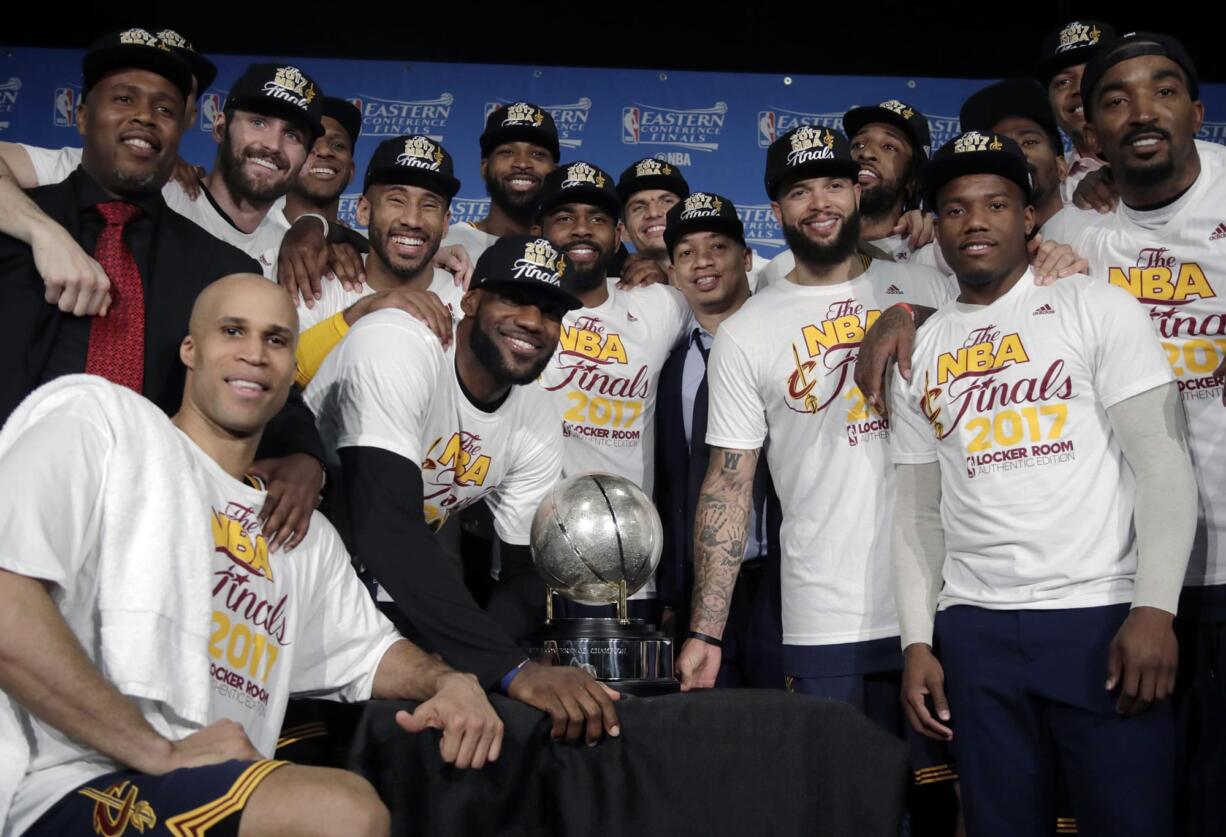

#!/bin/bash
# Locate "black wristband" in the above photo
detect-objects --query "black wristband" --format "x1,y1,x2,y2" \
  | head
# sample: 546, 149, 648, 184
688, 630, 723, 648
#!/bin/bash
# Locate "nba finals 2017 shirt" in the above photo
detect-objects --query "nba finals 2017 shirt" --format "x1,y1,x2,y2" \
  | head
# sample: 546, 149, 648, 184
1073, 150, 1226, 591
705, 260, 952, 647
890, 271, 1173, 611
306, 309, 561, 544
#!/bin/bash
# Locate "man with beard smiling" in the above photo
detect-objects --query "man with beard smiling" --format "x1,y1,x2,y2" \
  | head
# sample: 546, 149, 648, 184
890, 129, 1194, 837
441, 102, 559, 265
305, 235, 624, 745
533, 161, 692, 620
1071, 34, 1226, 834
678, 125, 950, 747
162, 63, 324, 277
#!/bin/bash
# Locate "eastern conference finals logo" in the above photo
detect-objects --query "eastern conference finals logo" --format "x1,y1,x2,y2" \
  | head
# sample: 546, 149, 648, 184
622, 100, 727, 154
0, 77, 20, 133
353, 91, 454, 138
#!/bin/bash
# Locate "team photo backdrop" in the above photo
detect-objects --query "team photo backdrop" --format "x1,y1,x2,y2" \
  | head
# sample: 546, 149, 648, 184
2, 46, 1224, 259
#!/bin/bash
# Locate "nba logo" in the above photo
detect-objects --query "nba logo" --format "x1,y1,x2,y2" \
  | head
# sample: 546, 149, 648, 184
758, 111, 777, 147
847, 424, 858, 447
200, 93, 222, 133
483, 101, 501, 120
53, 88, 76, 127
621, 107, 641, 144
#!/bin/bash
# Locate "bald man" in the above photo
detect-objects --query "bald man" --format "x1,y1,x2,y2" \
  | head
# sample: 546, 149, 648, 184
0, 274, 502, 837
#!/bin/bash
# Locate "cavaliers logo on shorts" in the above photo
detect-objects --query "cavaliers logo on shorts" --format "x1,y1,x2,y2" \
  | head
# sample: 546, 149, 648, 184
78, 780, 157, 835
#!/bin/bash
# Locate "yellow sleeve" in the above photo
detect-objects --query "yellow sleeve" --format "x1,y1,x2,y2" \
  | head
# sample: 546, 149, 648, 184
294, 312, 350, 389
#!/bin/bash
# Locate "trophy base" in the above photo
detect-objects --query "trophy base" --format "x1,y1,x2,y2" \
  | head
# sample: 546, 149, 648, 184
524, 618, 677, 692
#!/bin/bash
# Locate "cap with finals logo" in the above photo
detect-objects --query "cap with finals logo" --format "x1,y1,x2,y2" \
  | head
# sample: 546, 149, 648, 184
224, 63, 325, 140
960, 79, 1063, 154
764, 125, 860, 200
154, 28, 217, 93
921, 130, 1033, 208
663, 192, 746, 257
616, 157, 691, 204
471, 235, 582, 311
82, 29, 194, 100
364, 135, 460, 198
1080, 31, 1200, 120
480, 102, 561, 162
842, 99, 932, 159
535, 161, 622, 221
1036, 20, 1115, 86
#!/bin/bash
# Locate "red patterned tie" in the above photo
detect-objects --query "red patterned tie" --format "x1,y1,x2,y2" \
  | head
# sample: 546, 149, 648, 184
85, 201, 145, 392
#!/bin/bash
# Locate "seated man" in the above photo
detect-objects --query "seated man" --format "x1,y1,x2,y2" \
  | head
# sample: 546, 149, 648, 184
0, 275, 502, 837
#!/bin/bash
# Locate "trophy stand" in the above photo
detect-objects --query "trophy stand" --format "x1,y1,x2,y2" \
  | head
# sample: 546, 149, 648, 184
525, 580, 679, 697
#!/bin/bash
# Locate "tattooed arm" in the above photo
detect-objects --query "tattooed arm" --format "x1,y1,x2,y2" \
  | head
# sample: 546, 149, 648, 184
675, 446, 760, 691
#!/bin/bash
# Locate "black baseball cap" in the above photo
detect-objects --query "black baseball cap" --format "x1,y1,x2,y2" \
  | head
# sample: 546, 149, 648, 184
764, 126, 860, 200
536, 161, 622, 221
363, 135, 460, 199
322, 97, 362, 149
82, 29, 194, 101
1080, 31, 1200, 120
663, 192, 746, 259
480, 102, 560, 162
471, 235, 582, 311
960, 80, 1063, 154
922, 131, 1033, 209
1037, 20, 1115, 86
616, 157, 691, 204
224, 63, 325, 140
154, 29, 217, 93
842, 99, 932, 159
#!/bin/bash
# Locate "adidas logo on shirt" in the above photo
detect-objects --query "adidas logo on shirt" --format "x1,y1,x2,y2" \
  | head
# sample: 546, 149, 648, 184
1210, 222, 1226, 241
886, 284, 904, 295
1033, 303, 1055, 316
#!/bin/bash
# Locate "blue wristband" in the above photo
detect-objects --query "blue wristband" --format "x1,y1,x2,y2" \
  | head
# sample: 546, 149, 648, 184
499, 659, 529, 693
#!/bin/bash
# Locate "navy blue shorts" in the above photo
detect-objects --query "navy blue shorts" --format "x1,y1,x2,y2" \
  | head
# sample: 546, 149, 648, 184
1175, 584, 1226, 837
935, 603, 1175, 837
25, 759, 288, 837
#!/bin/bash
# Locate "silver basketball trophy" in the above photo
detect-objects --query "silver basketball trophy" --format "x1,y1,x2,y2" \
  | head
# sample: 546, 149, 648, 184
524, 473, 678, 695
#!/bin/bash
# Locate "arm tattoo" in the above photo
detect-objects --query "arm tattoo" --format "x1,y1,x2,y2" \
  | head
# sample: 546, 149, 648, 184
690, 447, 759, 636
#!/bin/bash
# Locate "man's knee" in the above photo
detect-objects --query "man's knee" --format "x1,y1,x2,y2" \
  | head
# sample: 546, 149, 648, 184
241, 764, 390, 837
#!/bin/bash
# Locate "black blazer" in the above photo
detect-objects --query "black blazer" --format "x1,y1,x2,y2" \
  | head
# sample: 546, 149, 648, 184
0, 170, 324, 462
654, 338, 782, 611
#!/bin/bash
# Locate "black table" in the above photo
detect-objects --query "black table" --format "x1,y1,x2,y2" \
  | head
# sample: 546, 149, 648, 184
346, 688, 909, 836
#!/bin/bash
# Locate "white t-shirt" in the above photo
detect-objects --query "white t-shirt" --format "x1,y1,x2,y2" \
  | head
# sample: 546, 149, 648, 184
1073, 151, 1226, 589
296, 266, 465, 332
1060, 139, 1225, 206
306, 309, 561, 543
160, 181, 286, 279
705, 260, 953, 646
440, 221, 499, 267
0, 401, 401, 836
890, 271, 1174, 611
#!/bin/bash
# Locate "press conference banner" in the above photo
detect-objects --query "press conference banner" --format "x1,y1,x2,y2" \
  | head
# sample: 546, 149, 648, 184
2, 46, 1223, 259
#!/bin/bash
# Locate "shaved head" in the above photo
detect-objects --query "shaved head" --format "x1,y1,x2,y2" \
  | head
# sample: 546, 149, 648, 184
189, 273, 298, 341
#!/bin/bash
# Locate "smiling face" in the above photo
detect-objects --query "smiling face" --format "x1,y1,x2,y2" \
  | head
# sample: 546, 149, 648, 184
179, 274, 298, 439
294, 115, 355, 205
78, 68, 187, 196
1083, 54, 1203, 194
993, 115, 1066, 210
214, 109, 310, 204
934, 173, 1034, 288
622, 188, 682, 259
670, 230, 752, 315
481, 140, 556, 222
360, 183, 450, 281
1048, 63, 1088, 147
539, 202, 620, 292
849, 122, 916, 219
462, 285, 565, 385
771, 175, 862, 269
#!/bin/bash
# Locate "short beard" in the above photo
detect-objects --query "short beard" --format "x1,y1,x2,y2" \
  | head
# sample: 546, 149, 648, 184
783, 211, 862, 270
110, 165, 162, 194
469, 316, 551, 386
858, 178, 906, 222
1118, 157, 1177, 190
368, 218, 440, 281
485, 171, 541, 226
565, 246, 614, 293
218, 128, 289, 204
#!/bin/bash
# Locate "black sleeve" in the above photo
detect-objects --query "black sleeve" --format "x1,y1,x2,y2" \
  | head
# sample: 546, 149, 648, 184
340, 445, 528, 689
336, 225, 370, 254
486, 541, 548, 644
256, 385, 326, 463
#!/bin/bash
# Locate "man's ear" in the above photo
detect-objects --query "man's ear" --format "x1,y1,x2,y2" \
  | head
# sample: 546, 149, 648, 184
356, 195, 371, 228
1022, 204, 1037, 238
212, 110, 227, 146
460, 289, 480, 317
179, 335, 196, 370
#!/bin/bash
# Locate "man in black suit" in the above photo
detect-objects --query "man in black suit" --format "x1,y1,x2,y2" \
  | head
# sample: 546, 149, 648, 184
654, 192, 783, 688
0, 30, 326, 550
